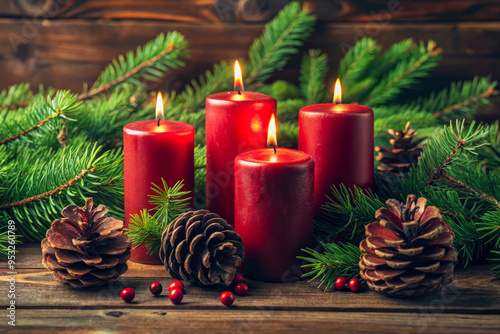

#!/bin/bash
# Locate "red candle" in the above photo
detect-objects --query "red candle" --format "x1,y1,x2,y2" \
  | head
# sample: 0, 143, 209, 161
299, 79, 374, 214
124, 93, 194, 264
206, 61, 277, 224
235, 115, 314, 281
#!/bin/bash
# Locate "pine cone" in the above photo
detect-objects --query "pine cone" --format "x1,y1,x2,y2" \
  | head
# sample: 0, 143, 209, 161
359, 195, 457, 297
41, 198, 131, 288
376, 122, 425, 175
159, 209, 244, 286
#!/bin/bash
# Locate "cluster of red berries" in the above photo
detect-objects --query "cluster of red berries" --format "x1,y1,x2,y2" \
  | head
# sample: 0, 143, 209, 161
120, 273, 250, 306
334, 276, 361, 292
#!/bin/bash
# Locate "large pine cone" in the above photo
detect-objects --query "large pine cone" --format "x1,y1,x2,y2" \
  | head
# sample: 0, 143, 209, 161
376, 122, 424, 175
359, 195, 457, 297
159, 210, 244, 286
41, 198, 132, 288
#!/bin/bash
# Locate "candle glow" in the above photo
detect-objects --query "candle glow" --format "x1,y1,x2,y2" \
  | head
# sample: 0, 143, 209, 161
333, 78, 342, 104
267, 114, 277, 149
155, 92, 164, 123
234, 60, 244, 92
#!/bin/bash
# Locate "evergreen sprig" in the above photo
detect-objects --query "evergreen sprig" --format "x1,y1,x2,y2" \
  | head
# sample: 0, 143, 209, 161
300, 49, 328, 104
91, 32, 188, 93
126, 180, 191, 254
315, 185, 384, 241
0, 143, 123, 241
247, 1, 315, 83
299, 242, 362, 291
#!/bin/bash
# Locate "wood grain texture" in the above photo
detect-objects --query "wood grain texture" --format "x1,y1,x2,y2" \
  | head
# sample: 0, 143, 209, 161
1, 244, 500, 333
0, 19, 499, 94
1, 0, 499, 22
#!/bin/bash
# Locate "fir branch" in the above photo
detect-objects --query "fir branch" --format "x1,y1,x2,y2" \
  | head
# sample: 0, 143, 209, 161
195, 145, 207, 194
0, 83, 34, 110
0, 167, 95, 209
0, 109, 62, 146
362, 41, 442, 106
0, 143, 124, 241
478, 210, 500, 249
91, 32, 188, 93
338, 38, 380, 96
432, 78, 497, 118
126, 180, 191, 254
0, 90, 82, 147
247, 1, 315, 83
315, 185, 384, 241
277, 99, 305, 123
488, 250, 500, 278
300, 49, 328, 104
299, 242, 362, 291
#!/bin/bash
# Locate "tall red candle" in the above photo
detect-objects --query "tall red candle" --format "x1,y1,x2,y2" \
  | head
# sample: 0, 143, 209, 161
206, 61, 276, 224
124, 93, 194, 264
235, 116, 314, 281
299, 79, 374, 214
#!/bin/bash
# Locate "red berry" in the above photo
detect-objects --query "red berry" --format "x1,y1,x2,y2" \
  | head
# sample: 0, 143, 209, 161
232, 273, 244, 285
169, 280, 184, 291
349, 278, 361, 292
234, 283, 248, 296
335, 276, 348, 291
169, 288, 183, 304
121, 287, 135, 303
149, 281, 162, 296
220, 291, 235, 306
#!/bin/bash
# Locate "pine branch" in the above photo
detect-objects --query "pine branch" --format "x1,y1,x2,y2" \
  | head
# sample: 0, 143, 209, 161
0, 90, 82, 147
478, 210, 500, 249
362, 41, 442, 106
91, 32, 188, 93
488, 250, 500, 278
315, 185, 384, 241
338, 38, 380, 99
247, 1, 315, 83
0, 167, 95, 209
300, 49, 328, 104
0, 143, 124, 241
277, 99, 305, 122
401, 120, 489, 197
126, 180, 191, 254
298, 242, 362, 291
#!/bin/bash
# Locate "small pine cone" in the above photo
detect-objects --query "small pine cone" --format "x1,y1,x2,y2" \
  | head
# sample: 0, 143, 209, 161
376, 122, 425, 175
359, 195, 457, 297
41, 198, 131, 288
159, 210, 244, 286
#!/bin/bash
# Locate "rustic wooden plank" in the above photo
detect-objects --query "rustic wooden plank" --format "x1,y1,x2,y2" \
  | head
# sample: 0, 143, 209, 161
1, 244, 499, 313
0, 19, 499, 94
7, 309, 500, 333
1, 0, 499, 23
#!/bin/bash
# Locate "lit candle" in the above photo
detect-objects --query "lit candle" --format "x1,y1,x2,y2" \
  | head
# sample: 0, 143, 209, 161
299, 79, 374, 214
235, 115, 314, 281
123, 92, 195, 264
206, 61, 277, 225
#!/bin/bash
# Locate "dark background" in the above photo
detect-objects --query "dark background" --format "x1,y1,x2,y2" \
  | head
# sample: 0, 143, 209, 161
0, 0, 499, 118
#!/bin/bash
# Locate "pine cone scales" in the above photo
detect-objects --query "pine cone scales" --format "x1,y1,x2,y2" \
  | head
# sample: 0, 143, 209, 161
159, 210, 244, 286
359, 195, 457, 297
376, 122, 424, 175
41, 198, 131, 288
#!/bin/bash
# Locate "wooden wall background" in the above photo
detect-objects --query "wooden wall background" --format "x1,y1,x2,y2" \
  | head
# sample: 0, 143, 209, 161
0, 0, 499, 118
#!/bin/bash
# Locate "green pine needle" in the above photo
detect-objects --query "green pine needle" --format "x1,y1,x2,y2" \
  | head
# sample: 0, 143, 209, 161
300, 49, 328, 104
299, 242, 362, 291
247, 1, 315, 83
126, 179, 191, 254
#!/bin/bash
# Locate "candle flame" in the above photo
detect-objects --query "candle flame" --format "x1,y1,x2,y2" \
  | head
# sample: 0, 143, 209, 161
333, 78, 342, 104
234, 60, 244, 92
267, 114, 277, 149
156, 92, 164, 123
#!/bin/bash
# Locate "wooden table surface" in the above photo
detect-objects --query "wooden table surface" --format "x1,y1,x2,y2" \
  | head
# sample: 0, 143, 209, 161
1, 244, 500, 333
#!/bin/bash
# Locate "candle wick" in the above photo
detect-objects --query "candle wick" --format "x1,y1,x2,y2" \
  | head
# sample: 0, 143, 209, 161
238, 91, 241, 95
268, 144, 276, 154
157, 119, 160, 127
335, 101, 341, 105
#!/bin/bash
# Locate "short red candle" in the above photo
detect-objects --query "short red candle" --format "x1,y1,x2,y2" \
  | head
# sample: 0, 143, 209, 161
124, 120, 194, 264
206, 92, 276, 224
299, 103, 374, 214
235, 148, 314, 281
